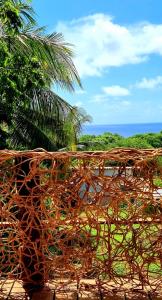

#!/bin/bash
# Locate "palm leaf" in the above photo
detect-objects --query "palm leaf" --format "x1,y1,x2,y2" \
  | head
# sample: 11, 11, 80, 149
0, 0, 36, 25
11, 114, 59, 150
0, 0, 81, 90
2, 29, 81, 90
28, 88, 73, 126
21, 30, 81, 90
0, 1, 84, 151
11, 88, 80, 150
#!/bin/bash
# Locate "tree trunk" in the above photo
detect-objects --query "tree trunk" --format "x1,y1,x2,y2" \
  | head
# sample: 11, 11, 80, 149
15, 155, 45, 292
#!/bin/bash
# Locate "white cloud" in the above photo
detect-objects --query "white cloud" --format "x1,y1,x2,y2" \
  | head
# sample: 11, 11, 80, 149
103, 85, 130, 96
90, 85, 130, 104
74, 101, 83, 107
75, 89, 87, 95
136, 76, 162, 89
90, 94, 108, 103
56, 14, 162, 77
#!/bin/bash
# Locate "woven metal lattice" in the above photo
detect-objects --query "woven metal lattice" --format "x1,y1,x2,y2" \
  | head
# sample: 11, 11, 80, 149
0, 149, 161, 297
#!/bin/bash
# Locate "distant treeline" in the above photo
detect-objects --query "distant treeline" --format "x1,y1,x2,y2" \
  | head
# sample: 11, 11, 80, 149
79, 131, 162, 150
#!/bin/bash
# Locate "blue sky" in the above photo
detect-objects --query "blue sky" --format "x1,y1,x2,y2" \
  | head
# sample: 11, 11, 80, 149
32, 0, 162, 124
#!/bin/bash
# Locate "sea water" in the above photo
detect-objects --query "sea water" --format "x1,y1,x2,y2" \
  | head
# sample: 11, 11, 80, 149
82, 122, 162, 137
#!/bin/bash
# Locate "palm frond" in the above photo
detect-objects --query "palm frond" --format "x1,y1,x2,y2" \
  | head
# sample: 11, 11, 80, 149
4, 29, 82, 90
11, 88, 81, 150
24, 30, 81, 90
11, 114, 59, 151
4, 0, 36, 25
0, 1, 84, 151
0, 0, 81, 90
28, 88, 72, 126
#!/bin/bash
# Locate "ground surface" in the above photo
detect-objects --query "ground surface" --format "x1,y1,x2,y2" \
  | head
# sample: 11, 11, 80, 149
0, 280, 161, 300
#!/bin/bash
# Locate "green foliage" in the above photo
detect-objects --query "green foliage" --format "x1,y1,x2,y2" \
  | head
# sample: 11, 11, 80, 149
0, 0, 23, 34
154, 177, 162, 187
63, 107, 92, 150
79, 132, 124, 150
0, 0, 84, 150
0, 46, 45, 103
79, 131, 162, 150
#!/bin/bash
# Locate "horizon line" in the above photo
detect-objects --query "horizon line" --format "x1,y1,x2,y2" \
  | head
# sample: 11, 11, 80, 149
84, 121, 162, 126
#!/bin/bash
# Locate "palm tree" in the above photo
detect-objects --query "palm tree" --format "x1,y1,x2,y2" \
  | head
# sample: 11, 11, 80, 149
0, 0, 81, 88
0, 0, 82, 151
0, 0, 86, 292
62, 106, 92, 150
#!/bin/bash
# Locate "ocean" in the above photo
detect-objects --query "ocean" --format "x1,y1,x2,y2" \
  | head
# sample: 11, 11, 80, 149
82, 122, 162, 137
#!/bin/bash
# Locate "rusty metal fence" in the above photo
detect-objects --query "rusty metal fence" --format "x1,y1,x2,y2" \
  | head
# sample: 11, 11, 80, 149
0, 149, 161, 299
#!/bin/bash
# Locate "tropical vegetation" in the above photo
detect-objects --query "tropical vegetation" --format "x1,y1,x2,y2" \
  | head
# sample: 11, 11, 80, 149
79, 131, 162, 150
0, 0, 85, 151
